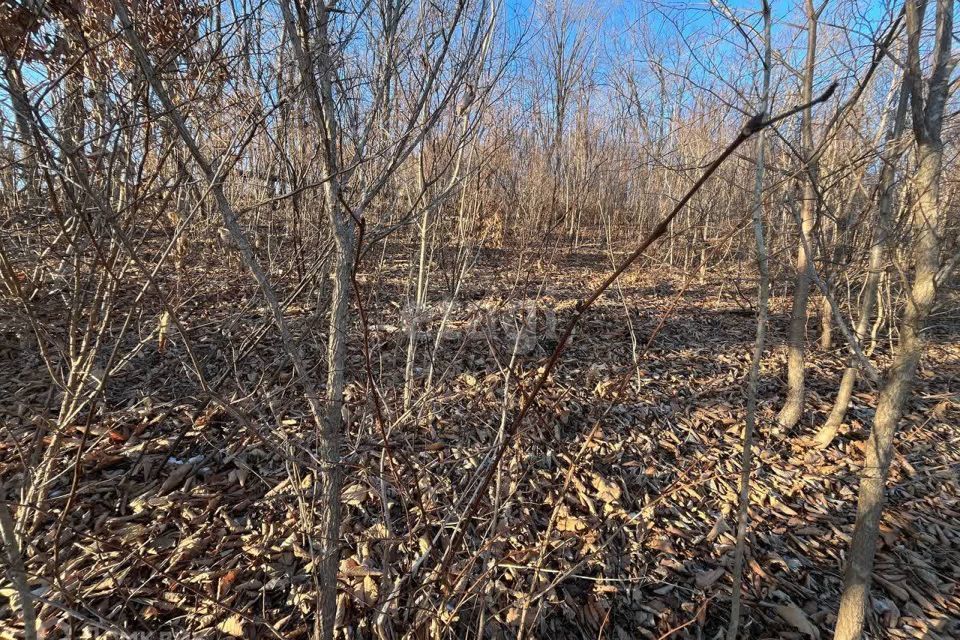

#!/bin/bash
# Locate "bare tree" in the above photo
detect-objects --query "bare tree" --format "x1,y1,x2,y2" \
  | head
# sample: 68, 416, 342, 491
815, 68, 911, 448
778, 0, 825, 429
727, 3, 772, 637
834, 0, 954, 636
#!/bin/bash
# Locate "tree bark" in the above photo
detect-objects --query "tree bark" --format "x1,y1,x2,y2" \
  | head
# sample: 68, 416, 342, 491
834, 0, 952, 635
815, 73, 909, 448
833, 136, 944, 640
726, 3, 771, 637
2, 62, 39, 204
777, 0, 821, 429
278, 4, 352, 638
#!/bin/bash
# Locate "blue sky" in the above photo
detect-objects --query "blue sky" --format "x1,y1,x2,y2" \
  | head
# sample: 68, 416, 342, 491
0, 0, 905, 144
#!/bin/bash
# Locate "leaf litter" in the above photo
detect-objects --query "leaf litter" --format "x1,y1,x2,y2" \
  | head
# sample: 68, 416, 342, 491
1, 255, 958, 639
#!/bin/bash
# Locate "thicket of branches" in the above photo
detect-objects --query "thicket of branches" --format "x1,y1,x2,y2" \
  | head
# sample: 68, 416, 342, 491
0, 0, 957, 638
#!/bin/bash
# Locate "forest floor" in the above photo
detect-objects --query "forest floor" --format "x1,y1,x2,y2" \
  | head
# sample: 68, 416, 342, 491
2, 244, 959, 639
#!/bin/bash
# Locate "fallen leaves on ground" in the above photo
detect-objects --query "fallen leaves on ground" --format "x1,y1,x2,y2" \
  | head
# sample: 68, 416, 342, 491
1, 258, 958, 639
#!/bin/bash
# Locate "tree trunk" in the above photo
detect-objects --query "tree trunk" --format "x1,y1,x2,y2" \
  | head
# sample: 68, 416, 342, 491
3, 62, 39, 204
726, 3, 771, 636
777, 0, 819, 429
321, 220, 351, 640
819, 289, 832, 350
278, 4, 354, 637
815, 74, 909, 448
834, 0, 951, 632
833, 136, 943, 640
404, 181, 431, 412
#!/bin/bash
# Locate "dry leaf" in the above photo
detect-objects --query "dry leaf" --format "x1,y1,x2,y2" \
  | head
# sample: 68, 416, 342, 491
695, 567, 725, 589
773, 602, 820, 639
706, 515, 730, 542
160, 462, 194, 493
556, 505, 588, 532
360, 575, 379, 606
591, 474, 622, 503
342, 484, 368, 506
218, 570, 238, 598
217, 614, 247, 637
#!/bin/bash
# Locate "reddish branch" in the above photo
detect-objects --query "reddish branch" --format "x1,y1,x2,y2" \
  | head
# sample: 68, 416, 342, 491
428, 81, 838, 588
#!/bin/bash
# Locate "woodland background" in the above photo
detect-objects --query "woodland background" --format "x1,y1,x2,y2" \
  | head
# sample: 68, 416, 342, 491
0, 0, 958, 638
